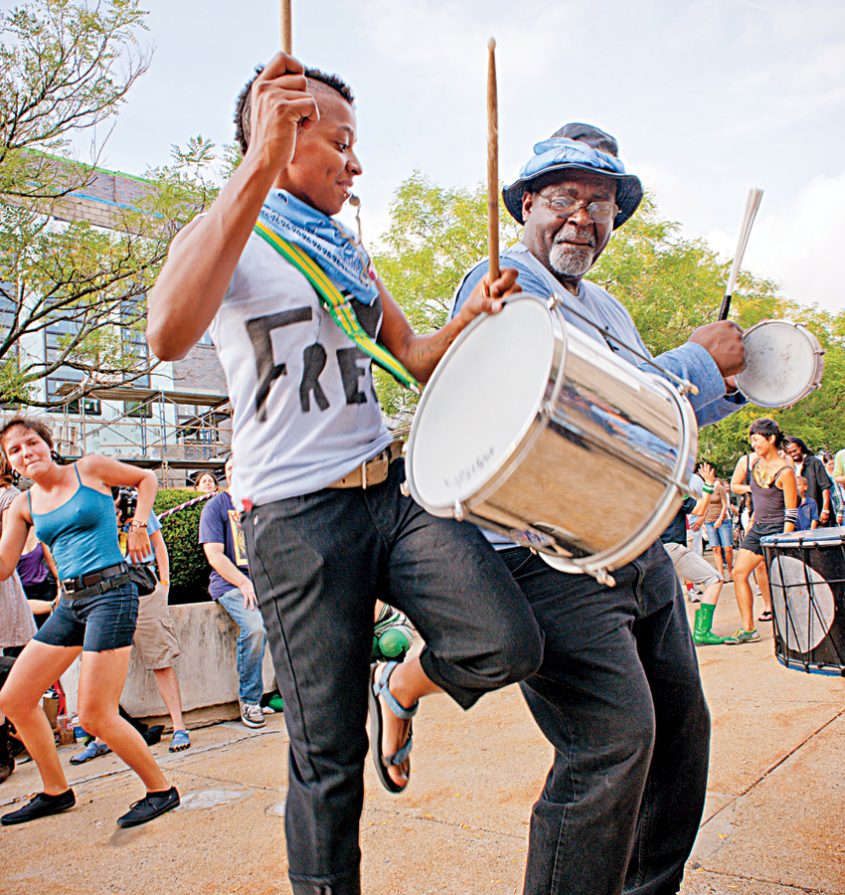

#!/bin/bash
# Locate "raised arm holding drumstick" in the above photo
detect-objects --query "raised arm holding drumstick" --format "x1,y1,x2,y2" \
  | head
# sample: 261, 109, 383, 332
147, 37, 539, 895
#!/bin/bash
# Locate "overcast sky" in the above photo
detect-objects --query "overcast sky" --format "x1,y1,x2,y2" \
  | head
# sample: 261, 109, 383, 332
18, 0, 844, 312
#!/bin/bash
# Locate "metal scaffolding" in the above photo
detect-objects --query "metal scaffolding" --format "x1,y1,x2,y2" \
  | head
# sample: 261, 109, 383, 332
56, 384, 231, 487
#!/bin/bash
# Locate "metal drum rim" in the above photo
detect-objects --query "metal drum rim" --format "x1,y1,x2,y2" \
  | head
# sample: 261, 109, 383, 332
404, 294, 566, 517
735, 318, 825, 408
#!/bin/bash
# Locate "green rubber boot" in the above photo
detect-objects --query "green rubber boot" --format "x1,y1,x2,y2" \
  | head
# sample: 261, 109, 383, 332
693, 603, 726, 645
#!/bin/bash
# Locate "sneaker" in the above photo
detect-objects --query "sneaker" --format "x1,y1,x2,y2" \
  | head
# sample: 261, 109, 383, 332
116, 786, 180, 828
240, 701, 265, 729
724, 628, 761, 645
168, 729, 191, 753
70, 740, 111, 765
1, 789, 76, 825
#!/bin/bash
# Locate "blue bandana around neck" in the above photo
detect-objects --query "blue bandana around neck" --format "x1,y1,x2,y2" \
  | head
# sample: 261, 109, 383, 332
257, 189, 379, 306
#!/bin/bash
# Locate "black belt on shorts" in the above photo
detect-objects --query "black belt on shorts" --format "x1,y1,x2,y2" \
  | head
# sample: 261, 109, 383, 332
61, 563, 130, 600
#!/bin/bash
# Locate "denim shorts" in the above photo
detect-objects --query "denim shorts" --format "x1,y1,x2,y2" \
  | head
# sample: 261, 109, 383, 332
705, 519, 733, 548
34, 581, 139, 652
741, 521, 783, 557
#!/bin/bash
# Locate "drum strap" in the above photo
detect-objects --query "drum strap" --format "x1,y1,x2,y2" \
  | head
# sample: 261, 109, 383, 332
253, 222, 420, 394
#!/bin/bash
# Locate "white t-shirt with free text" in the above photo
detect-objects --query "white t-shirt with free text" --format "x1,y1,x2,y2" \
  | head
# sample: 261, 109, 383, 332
208, 230, 391, 505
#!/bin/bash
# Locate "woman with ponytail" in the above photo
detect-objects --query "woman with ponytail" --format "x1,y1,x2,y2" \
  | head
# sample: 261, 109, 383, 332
0, 416, 179, 827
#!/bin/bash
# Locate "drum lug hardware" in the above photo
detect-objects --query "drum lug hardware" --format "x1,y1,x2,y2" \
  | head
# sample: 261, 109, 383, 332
453, 499, 466, 521
399, 481, 410, 498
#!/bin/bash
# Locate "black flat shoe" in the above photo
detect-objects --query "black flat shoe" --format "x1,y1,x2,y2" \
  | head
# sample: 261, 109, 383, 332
1, 788, 76, 825
117, 786, 180, 828
141, 725, 165, 747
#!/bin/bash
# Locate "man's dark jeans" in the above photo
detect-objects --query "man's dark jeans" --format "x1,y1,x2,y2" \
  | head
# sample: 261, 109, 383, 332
501, 543, 710, 895
244, 461, 543, 895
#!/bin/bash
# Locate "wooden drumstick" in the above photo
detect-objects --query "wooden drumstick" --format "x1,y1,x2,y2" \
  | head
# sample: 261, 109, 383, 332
487, 38, 500, 284
718, 187, 764, 320
281, 0, 292, 53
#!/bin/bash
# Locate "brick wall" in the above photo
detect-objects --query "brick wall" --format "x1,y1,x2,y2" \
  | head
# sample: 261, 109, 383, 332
171, 343, 228, 395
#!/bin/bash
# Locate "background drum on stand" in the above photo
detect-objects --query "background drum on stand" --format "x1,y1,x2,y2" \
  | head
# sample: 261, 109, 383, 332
404, 294, 698, 586
762, 528, 845, 675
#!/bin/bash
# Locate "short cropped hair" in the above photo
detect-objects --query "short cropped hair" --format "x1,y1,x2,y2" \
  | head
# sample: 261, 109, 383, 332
234, 65, 355, 155
750, 417, 784, 448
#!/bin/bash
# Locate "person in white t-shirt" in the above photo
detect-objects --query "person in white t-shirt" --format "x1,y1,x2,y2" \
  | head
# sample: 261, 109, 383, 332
147, 54, 542, 895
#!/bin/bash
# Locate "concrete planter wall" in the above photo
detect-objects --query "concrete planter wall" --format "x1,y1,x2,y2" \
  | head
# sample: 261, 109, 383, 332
60, 601, 276, 724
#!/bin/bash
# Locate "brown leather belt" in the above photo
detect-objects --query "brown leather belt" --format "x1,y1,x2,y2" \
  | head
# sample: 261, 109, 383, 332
327, 441, 404, 490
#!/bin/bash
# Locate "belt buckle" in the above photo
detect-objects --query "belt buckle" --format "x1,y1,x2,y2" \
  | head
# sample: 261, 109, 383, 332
362, 449, 388, 489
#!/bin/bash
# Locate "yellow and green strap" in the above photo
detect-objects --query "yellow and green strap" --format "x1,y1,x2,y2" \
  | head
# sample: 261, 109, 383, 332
253, 221, 419, 394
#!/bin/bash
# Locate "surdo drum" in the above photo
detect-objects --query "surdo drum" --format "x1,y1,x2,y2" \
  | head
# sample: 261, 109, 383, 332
404, 294, 698, 586
735, 320, 824, 408
762, 529, 845, 676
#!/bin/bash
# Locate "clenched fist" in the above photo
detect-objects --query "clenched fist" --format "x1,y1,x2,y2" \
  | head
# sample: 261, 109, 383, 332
689, 321, 745, 379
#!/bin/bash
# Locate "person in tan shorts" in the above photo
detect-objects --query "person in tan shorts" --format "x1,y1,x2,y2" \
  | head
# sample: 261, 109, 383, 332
72, 495, 190, 762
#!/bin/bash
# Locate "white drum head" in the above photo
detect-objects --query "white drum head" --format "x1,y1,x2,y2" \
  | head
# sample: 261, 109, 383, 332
769, 555, 835, 653
736, 321, 820, 408
408, 297, 557, 511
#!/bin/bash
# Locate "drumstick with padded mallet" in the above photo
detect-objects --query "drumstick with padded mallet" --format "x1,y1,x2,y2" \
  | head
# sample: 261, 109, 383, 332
718, 187, 764, 320
487, 37, 500, 284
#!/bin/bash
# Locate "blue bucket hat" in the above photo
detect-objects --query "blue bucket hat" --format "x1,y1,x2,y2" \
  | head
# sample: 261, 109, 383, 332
503, 130, 643, 229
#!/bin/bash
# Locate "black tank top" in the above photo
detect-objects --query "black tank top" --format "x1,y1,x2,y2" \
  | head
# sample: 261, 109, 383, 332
749, 460, 790, 524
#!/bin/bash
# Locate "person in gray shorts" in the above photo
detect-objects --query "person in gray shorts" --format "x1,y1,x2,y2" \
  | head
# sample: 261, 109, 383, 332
660, 463, 726, 645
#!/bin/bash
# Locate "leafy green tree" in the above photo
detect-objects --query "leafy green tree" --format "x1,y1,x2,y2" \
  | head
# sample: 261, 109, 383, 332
0, 1, 215, 408
371, 172, 519, 420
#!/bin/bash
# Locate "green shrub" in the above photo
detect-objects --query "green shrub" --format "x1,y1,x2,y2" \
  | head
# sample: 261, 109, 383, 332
154, 489, 211, 604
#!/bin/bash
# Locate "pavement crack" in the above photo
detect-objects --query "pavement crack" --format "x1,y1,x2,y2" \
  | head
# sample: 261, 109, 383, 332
366, 803, 525, 842
693, 866, 835, 894
701, 703, 845, 829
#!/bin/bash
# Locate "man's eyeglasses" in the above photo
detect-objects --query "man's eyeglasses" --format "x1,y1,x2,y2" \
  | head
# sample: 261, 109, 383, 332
537, 193, 619, 224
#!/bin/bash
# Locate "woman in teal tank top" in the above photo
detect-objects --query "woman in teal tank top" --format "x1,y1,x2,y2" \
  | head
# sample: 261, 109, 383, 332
0, 416, 179, 828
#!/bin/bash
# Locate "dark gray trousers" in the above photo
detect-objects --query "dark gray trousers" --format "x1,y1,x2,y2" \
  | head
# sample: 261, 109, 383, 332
501, 543, 710, 895
244, 461, 542, 895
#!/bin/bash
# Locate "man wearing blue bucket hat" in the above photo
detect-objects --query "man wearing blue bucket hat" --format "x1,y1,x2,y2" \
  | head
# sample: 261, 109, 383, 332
452, 124, 748, 895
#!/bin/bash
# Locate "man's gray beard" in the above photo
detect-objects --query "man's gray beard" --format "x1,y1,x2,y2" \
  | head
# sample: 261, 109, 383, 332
549, 241, 594, 279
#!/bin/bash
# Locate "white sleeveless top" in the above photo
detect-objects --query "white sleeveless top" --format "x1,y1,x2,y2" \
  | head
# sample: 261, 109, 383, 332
209, 230, 391, 505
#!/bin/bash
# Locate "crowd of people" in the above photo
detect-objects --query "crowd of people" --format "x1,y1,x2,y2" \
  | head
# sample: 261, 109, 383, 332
669, 423, 842, 648
0, 51, 839, 895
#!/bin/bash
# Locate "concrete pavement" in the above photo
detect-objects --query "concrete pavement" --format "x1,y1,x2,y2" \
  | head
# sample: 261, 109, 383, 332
2, 585, 844, 895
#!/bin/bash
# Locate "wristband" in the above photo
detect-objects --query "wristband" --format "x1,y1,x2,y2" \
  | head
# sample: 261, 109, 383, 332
702, 484, 714, 494
159, 579, 169, 586
129, 522, 148, 529
784, 508, 798, 523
